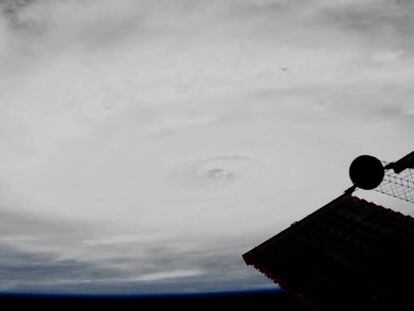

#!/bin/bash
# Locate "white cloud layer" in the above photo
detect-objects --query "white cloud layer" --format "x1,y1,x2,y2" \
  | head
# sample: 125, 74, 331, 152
0, 0, 413, 293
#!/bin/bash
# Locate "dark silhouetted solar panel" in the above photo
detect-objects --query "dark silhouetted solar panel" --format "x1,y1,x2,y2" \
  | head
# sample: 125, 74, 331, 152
243, 194, 414, 310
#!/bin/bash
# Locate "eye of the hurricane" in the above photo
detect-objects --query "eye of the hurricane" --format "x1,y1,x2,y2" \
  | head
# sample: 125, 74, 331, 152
171, 155, 260, 188
202, 168, 236, 183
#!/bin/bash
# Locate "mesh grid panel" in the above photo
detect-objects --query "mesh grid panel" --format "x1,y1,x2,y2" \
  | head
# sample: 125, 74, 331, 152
374, 161, 414, 204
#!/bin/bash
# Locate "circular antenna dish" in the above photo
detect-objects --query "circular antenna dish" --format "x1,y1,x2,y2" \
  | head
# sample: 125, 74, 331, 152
349, 155, 384, 190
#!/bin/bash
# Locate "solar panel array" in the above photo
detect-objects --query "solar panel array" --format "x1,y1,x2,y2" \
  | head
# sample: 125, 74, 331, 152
243, 194, 414, 310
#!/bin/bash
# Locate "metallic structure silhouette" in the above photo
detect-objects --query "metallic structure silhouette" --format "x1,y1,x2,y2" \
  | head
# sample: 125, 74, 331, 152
243, 149, 414, 310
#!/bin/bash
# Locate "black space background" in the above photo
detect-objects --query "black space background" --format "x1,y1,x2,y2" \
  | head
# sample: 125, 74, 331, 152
0, 289, 307, 309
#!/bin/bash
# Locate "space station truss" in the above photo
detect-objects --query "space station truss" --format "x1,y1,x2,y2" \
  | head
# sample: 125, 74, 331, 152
375, 162, 414, 204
